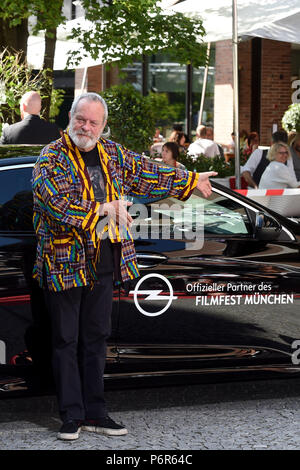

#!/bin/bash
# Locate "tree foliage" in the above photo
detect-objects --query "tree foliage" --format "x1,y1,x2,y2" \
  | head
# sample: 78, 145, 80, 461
0, 50, 47, 124
0, 0, 65, 36
0, 0, 65, 60
0, 1, 207, 122
0, 49, 64, 133
68, 0, 207, 68
102, 83, 156, 152
1, 0, 207, 69
0, 0, 65, 119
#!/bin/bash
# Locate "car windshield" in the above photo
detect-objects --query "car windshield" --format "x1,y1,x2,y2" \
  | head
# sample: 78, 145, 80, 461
131, 189, 249, 238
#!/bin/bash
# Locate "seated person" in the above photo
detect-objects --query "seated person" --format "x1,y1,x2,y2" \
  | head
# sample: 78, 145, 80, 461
259, 142, 300, 189
242, 131, 259, 159
188, 125, 220, 158
205, 126, 224, 158
161, 142, 186, 170
168, 131, 187, 152
242, 130, 289, 188
153, 127, 164, 143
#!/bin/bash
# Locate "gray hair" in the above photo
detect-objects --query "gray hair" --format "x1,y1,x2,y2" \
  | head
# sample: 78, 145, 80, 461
70, 92, 110, 137
70, 92, 108, 124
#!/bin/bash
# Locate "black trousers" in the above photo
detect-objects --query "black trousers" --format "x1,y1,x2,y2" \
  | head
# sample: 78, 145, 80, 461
44, 274, 113, 423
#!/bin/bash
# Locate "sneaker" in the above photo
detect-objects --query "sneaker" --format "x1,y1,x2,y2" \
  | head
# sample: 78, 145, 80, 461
57, 420, 82, 440
82, 416, 128, 436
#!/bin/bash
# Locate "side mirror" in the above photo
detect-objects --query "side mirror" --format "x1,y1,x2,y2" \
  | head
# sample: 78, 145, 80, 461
254, 212, 282, 240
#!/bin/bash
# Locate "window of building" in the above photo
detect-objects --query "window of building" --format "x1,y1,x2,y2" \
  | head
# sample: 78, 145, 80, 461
121, 49, 215, 138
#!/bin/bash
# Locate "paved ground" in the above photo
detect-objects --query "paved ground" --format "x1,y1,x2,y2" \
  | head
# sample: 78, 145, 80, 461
0, 378, 299, 451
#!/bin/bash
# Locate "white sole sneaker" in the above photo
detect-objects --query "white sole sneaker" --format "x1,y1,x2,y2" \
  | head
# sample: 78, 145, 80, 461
82, 425, 128, 436
57, 428, 81, 440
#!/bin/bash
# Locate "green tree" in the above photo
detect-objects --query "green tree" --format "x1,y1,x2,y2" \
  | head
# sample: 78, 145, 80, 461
68, 0, 207, 69
0, 49, 65, 134
146, 92, 178, 128
0, 0, 65, 119
102, 83, 156, 152
1, 1, 207, 120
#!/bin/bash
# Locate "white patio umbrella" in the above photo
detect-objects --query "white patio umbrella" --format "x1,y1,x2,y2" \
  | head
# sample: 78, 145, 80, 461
170, 0, 300, 44
27, 16, 105, 71
27, 17, 107, 93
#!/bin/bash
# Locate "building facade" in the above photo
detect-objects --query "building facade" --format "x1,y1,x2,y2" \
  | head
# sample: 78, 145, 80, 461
214, 38, 295, 146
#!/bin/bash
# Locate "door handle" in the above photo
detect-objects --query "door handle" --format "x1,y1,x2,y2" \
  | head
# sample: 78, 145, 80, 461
136, 253, 168, 268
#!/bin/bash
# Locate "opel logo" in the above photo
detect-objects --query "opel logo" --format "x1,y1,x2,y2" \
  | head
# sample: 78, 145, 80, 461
130, 273, 178, 317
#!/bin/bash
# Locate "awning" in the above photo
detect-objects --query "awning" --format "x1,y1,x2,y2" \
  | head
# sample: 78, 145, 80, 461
27, 1, 300, 70
169, 0, 300, 45
27, 17, 103, 70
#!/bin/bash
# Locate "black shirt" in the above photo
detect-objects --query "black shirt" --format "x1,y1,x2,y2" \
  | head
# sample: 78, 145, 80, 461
80, 147, 114, 274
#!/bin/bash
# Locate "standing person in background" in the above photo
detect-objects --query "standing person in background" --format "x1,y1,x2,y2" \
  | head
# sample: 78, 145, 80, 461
0, 91, 61, 145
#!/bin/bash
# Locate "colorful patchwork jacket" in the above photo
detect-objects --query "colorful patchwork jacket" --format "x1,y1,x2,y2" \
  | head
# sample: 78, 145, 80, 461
32, 132, 199, 291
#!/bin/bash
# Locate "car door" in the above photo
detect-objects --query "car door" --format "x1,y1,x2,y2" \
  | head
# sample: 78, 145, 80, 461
116, 186, 300, 377
0, 162, 37, 366
0, 162, 119, 380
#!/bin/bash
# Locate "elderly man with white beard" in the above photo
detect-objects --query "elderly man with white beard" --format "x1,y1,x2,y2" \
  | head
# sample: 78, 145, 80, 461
32, 92, 217, 441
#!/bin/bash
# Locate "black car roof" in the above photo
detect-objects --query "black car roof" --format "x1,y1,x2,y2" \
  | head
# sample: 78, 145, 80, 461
0, 156, 38, 167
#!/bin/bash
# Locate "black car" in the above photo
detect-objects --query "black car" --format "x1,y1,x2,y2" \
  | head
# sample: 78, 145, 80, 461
1, 155, 300, 397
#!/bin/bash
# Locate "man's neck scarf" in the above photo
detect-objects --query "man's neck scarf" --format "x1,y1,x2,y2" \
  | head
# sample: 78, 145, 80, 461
62, 131, 132, 248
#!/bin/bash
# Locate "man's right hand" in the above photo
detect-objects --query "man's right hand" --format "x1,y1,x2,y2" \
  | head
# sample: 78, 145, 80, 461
98, 200, 133, 227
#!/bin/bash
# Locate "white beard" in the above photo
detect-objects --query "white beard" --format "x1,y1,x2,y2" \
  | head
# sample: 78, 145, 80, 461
69, 122, 100, 150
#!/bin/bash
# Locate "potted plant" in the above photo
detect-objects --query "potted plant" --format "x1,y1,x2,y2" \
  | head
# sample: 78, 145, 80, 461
282, 103, 300, 132
177, 153, 235, 186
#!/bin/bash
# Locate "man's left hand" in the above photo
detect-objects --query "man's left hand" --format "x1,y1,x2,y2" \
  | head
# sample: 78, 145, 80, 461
196, 171, 218, 198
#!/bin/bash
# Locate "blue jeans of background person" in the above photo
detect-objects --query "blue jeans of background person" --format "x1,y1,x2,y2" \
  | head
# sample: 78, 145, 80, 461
44, 274, 113, 423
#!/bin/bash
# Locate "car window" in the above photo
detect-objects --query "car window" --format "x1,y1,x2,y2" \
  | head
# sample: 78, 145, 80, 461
190, 189, 250, 235
0, 166, 34, 232
131, 189, 250, 240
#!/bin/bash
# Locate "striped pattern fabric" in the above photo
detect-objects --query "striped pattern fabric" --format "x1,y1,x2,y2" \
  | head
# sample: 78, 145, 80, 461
32, 133, 199, 291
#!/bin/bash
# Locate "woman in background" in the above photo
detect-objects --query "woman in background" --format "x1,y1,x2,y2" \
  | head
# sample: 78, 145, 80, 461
168, 131, 187, 152
259, 142, 300, 189
161, 142, 186, 170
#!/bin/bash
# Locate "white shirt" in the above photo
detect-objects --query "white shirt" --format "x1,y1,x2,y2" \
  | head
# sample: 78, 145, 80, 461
188, 138, 220, 158
242, 148, 294, 175
259, 161, 300, 189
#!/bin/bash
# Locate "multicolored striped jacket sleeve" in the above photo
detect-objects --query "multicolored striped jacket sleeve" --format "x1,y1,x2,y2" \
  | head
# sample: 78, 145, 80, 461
32, 136, 199, 291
